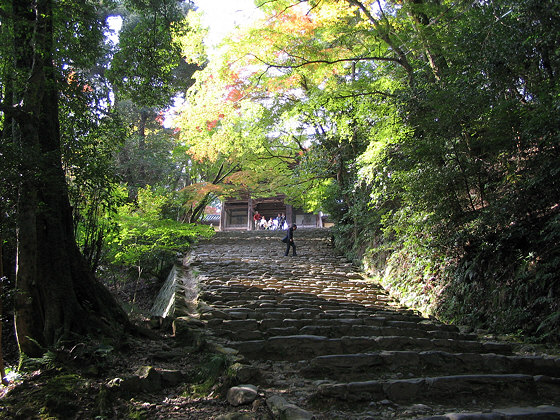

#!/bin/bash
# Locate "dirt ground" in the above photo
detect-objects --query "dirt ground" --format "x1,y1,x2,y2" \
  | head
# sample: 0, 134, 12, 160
0, 275, 269, 420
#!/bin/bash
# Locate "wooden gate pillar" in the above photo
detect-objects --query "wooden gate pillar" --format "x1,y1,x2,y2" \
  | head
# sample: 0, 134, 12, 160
219, 200, 226, 231
286, 204, 294, 226
248, 198, 253, 230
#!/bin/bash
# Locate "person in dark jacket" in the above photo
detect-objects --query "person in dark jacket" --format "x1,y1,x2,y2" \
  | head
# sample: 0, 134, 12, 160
284, 224, 297, 256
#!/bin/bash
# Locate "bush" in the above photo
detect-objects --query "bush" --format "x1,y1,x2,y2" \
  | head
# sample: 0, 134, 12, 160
105, 187, 214, 280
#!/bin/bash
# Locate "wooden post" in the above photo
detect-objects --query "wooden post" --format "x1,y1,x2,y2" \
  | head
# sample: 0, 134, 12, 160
219, 200, 227, 231
248, 198, 253, 230
286, 204, 294, 226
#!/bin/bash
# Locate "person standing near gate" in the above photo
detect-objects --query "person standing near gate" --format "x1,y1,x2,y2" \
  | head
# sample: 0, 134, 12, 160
283, 224, 297, 256
253, 211, 262, 229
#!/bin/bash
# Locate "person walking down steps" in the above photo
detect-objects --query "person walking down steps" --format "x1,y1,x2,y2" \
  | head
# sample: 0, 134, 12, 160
283, 224, 297, 256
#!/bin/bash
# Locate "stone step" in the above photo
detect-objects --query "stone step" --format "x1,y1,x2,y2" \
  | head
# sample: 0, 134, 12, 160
209, 318, 476, 342
301, 351, 560, 380
199, 292, 443, 322
420, 405, 560, 419
176, 229, 560, 418
314, 374, 560, 405
296, 322, 465, 338
229, 335, 512, 361
201, 280, 386, 292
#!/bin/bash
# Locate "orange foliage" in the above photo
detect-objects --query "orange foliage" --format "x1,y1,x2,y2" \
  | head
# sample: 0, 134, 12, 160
223, 170, 256, 187
206, 119, 218, 130
226, 88, 243, 102
205, 205, 219, 215
66, 69, 93, 93
274, 8, 318, 34
181, 182, 224, 200
67, 70, 76, 84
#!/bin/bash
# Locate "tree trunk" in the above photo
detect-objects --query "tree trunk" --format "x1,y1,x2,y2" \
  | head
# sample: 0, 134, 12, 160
12, 0, 129, 357
405, 0, 448, 81
0, 241, 8, 385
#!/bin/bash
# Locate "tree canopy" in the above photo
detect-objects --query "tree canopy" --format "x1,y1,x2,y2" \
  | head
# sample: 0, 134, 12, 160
175, 0, 560, 340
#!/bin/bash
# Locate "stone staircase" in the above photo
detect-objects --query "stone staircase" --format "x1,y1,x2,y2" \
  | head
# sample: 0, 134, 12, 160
174, 229, 560, 419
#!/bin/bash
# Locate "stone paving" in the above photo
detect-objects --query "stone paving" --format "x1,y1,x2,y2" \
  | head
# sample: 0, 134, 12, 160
171, 229, 560, 419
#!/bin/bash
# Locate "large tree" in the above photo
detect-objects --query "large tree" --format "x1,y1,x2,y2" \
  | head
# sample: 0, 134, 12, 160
2, 0, 129, 357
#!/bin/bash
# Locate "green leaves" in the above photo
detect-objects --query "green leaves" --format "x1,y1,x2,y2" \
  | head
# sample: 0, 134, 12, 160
106, 0, 201, 108
173, 0, 558, 339
108, 18, 181, 107
107, 187, 214, 274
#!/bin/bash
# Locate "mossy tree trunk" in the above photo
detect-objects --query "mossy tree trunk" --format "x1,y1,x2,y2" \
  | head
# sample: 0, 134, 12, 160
10, 0, 129, 358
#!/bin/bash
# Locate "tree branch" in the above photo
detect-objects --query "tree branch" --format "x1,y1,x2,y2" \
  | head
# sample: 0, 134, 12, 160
256, 0, 308, 17
346, 0, 414, 83
335, 90, 396, 99
250, 53, 403, 71
262, 142, 299, 162
0, 102, 29, 122
290, 134, 307, 152
214, 163, 241, 184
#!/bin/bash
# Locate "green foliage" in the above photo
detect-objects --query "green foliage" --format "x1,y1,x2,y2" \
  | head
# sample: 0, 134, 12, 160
376, 0, 560, 340
2, 0, 557, 346
106, 187, 214, 278
14, 349, 84, 416
108, 18, 179, 107
127, 407, 149, 420
63, 110, 128, 271
53, 0, 107, 71
190, 0, 560, 342
113, 119, 180, 193
19, 350, 59, 372
107, 0, 199, 107
73, 181, 125, 272
38, 373, 83, 418
0, 365, 85, 419
106, 2, 203, 198
0, 0, 212, 365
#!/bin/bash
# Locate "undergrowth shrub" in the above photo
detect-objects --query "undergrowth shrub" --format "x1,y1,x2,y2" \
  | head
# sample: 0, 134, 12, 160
103, 186, 215, 281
